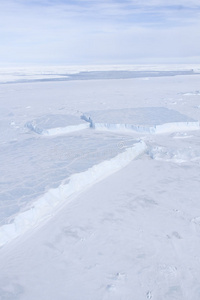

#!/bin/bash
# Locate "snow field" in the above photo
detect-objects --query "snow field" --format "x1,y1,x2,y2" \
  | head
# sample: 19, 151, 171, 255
1, 68, 200, 299
1, 152, 200, 300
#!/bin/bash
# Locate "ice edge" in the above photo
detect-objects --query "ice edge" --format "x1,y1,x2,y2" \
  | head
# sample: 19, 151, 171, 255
25, 122, 89, 136
0, 141, 147, 247
87, 121, 200, 134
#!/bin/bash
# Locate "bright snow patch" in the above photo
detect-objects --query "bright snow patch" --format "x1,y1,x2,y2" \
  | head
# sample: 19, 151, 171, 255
25, 114, 89, 136
82, 107, 199, 134
0, 140, 146, 247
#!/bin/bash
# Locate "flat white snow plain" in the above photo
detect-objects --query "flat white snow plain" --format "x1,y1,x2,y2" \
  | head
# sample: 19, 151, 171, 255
0, 66, 200, 300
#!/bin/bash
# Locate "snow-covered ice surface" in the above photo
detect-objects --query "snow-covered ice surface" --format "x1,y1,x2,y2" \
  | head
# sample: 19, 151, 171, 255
83, 107, 199, 133
1, 65, 200, 300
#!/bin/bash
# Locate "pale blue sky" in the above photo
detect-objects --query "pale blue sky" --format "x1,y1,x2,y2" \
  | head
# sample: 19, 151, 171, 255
0, 0, 200, 66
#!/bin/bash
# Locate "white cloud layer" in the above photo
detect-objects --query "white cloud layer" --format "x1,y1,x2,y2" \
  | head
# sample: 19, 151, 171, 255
0, 0, 200, 65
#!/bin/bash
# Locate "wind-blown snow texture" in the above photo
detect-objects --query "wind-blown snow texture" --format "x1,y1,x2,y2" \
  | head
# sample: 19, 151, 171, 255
0, 65, 200, 300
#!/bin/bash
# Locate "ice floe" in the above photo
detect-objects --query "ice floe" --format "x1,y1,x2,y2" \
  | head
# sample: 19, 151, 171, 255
0, 140, 146, 247
25, 114, 89, 136
0, 130, 137, 224
82, 107, 200, 134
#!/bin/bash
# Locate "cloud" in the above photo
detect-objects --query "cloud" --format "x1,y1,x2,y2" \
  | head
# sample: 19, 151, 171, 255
0, 0, 200, 65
